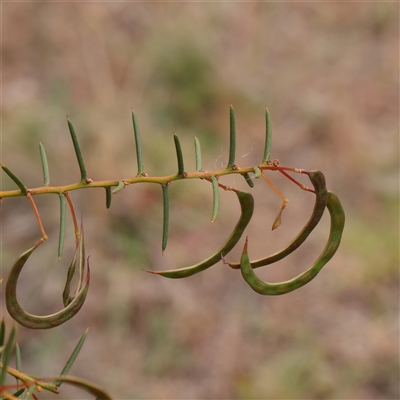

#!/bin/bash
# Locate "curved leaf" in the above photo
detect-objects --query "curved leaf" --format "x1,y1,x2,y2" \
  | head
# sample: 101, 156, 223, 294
240, 191, 345, 295
229, 170, 329, 269
5, 236, 90, 329
146, 190, 254, 279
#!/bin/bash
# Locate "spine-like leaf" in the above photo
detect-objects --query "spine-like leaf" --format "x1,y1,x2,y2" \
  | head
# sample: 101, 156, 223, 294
0, 318, 5, 348
173, 133, 185, 176
244, 173, 255, 188
211, 176, 219, 222
58, 193, 67, 259
24, 384, 36, 399
262, 107, 272, 163
15, 343, 21, 371
12, 388, 26, 398
1, 165, 27, 194
105, 187, 111, 209
132, 109, 144, 175
194, 136, 202, 172
67, 117, 88, 182
15, 342, 21, 388
145, 190, 254, 279
162, 184, 169, 253
39, 142, 50, 186
112, 181, 125, 194
228, 104, 236, 167
54, 327, 89, 387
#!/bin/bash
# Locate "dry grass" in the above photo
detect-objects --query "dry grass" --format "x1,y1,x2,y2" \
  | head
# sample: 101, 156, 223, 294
1, 3, 398, 399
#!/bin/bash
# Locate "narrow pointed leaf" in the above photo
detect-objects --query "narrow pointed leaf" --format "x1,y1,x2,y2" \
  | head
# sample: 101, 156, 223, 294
105, 187, 111, 209
147, 190, 254, 278
228, 104, 236, 167
211, 176, 219, 222
58, 193, 67, 259
132, 110, 144, 175
112, 181, 124, 194
15, 342, 21, 373
15, 342, 21, 390
24, 385, 36, 400
243, 173, 254, 188
1, 325, 17, 386
1, 165, 27, 195
67, 117, 88, 182
194, 136, 202, 172
162, 184, 169, 253
54, 327, 89, 387
173, 133, 185, 176
39, 142, 50, 186
0, 318, 5, 348
12, 388, 26, 398
262, 107, 272, 163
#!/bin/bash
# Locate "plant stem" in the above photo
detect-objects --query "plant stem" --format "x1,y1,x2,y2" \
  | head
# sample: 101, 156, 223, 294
0, 164, 307, 199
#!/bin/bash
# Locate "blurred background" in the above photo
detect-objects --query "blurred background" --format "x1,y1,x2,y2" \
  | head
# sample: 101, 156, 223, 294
1, 2, 398, 399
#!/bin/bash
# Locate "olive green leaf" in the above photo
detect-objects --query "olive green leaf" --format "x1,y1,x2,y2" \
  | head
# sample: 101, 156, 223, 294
262, 106, 272, 163
132, 109, 145, 175
162, 184, 170, 253
173, 133, 185, 177
229, 170, 329, 269
1, 165, 27, 195
67, 117, 88, 182
211, 176, 220, 222
146, 190, 254, 279
194, 136, 202, 172
54, 327, 89, 387
228, 104, 236, 168
240, 191, 345, 295
39, 142, 50, 186
6, 237, 90, 329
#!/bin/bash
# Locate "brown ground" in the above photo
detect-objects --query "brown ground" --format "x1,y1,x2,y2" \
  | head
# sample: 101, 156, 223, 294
1, 3, 399, 399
